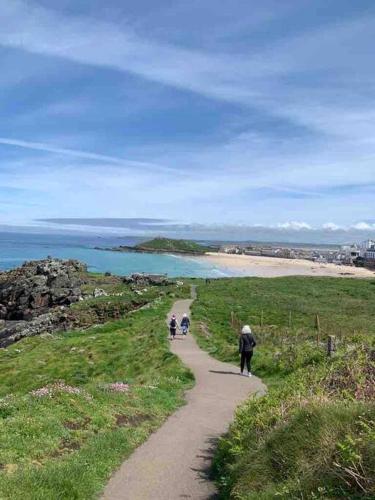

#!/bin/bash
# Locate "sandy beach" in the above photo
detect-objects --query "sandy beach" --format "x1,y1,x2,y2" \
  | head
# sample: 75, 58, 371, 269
201, 252, 375, 278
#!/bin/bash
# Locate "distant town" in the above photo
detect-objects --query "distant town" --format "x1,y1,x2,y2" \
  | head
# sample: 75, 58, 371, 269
221, 239, 375, 269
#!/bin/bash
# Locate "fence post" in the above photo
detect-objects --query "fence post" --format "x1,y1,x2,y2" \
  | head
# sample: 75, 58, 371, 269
231, 311, 234, 327
260, 309, 264, 328
288, 310, 292, 329
327, 335, 336, 357
315, 314, 321, 345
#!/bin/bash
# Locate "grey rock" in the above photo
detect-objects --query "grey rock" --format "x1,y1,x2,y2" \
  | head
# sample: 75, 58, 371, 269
123, 273, 171, 286
0, 258, 86, 321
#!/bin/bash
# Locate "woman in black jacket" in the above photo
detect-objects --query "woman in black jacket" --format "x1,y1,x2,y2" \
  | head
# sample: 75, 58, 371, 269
239, 325, 256, 377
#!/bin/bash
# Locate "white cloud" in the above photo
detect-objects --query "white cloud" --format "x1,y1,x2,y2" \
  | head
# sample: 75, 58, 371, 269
351, 222, 375, 230
322, 222, 342, 231
277, 221, 312, 230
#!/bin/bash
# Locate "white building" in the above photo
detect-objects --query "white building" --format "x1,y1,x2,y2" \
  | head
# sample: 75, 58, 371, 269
341, 244, 360, 263
365, 247, 375, 260
360, 240, 375, 254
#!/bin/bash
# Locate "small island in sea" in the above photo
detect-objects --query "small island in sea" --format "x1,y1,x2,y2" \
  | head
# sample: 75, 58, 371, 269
97, 237, 218, 256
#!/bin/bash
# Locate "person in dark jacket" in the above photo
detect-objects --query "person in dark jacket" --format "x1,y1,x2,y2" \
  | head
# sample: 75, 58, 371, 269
180, 313, 190, 336
169, 314, 178, 340
239, 325, 256, 377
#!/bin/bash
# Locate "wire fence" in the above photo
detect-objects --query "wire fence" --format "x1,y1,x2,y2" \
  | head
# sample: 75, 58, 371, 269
230, 309, 342, 357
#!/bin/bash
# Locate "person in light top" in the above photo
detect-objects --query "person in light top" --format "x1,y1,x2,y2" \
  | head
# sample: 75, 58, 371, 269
180, 313, 190, 336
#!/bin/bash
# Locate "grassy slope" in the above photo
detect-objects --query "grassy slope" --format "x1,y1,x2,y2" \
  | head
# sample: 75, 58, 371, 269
136, 237, 212, 254
0, 283, 192, 499
192, 276, 375, 378
191, 277, 375, 499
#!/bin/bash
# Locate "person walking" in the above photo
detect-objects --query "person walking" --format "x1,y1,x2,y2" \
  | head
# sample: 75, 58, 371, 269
180, 313, 190, 336
239, 325, 256, 377
169, 314, 178, 340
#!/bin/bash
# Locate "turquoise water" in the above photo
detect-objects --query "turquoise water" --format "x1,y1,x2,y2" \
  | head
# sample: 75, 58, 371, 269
0, 232, 227, 278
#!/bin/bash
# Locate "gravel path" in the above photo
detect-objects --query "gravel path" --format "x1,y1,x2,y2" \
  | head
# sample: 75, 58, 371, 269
103, 288, 266, 499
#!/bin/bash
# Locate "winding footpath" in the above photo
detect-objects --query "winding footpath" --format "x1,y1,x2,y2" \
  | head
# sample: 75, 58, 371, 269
103, 287, 266, 499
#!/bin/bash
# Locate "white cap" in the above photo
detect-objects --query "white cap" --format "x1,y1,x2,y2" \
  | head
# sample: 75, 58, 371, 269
242, 325, 252, 334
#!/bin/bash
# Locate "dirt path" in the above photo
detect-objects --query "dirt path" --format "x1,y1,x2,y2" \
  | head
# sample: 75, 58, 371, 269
103, 288, 266, 499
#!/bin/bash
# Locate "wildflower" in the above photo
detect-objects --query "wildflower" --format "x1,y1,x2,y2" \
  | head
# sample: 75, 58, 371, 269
53, 382, 81, 395
31, 387, 53, 398
30, 382, 85, 398
107, 382, 130, 393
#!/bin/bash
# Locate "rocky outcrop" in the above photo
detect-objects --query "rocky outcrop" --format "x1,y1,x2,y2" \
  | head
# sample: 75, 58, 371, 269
0, 310, 66, 347
123, 273, 171, 287
0, 258, 86, 321
0, 296, 149, 348
0, 260, 171, 348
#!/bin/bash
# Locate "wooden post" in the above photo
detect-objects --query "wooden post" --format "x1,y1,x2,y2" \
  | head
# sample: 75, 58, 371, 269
315, 314, 321, 345
260, 309, 264, 328
231, 311, 234, 327
288, 310, 292, 329
327, 335, 336, 357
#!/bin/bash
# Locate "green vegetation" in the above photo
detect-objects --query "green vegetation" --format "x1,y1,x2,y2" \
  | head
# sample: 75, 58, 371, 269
135, 237, 214, 254
192, 277, 375, 498
70, 272, 167, 328
0, 281, 192, 499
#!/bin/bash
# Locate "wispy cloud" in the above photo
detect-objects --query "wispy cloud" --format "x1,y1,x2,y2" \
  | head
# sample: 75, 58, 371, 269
0, 137, 176, 173
0, 1, 375, 232
0, 0, 255, 103
1, 1, 374, 133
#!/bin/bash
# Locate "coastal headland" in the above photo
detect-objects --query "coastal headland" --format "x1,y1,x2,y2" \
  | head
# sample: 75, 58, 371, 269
97, 236, 217, 256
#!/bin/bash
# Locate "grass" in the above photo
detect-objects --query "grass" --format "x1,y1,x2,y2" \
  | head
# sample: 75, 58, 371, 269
191, 276, 375, 498
192, 276, 375, 379
2, 273, 374, 498
0, 282, 193, 499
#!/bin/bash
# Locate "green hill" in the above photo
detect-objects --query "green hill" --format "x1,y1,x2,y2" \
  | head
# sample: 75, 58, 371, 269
135, 237, 214, 255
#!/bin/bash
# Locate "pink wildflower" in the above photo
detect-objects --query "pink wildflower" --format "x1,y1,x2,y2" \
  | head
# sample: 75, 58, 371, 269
107, 382, 130, 393
31, 387, 53, 398
30, 382, 85, 398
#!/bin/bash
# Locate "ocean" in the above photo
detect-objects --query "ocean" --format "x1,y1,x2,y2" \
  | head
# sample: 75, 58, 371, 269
0, 232, 227, 278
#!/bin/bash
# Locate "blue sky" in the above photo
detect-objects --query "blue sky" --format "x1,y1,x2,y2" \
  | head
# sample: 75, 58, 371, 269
1, 0, 375, 240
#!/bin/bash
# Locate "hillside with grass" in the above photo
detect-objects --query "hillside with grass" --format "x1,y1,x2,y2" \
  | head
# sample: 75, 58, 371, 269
134, 237, 214, 254
0, 278, 192, 499
192, 277, 375, 498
